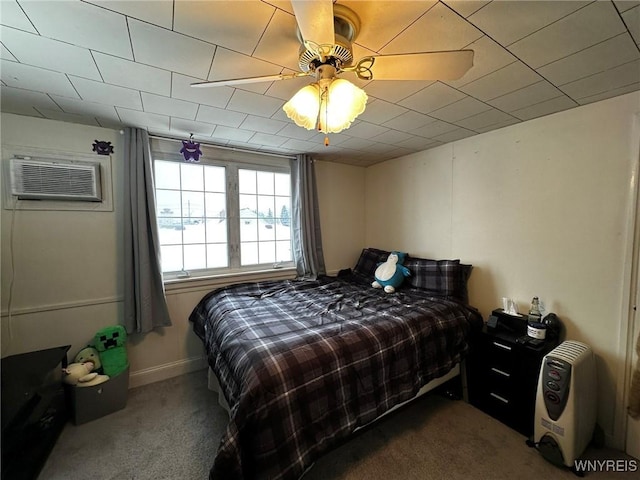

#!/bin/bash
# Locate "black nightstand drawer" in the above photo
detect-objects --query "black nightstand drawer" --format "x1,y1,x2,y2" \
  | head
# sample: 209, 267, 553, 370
467, 324, 557, 437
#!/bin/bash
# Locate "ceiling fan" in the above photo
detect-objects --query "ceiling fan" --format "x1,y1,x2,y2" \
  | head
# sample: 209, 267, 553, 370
191, 0, 474, 139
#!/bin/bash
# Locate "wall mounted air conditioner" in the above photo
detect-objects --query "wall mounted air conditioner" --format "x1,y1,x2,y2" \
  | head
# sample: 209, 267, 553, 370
9, 157, 102, 202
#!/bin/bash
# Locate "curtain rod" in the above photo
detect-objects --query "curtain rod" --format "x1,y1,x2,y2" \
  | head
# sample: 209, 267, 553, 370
149, 133, 297, 160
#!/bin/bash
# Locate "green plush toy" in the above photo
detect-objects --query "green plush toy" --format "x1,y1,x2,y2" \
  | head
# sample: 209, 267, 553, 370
94, 325, 129, 377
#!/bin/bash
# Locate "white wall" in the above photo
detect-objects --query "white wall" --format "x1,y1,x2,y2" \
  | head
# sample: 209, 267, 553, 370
0, 113, 365, 387
365, 91, 640, 448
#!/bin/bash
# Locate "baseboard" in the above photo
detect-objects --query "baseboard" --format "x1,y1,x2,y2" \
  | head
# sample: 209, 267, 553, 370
128, 356, 208, 389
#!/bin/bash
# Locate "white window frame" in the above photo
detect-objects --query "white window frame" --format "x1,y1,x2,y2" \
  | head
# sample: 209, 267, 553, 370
151, 137, 295, 281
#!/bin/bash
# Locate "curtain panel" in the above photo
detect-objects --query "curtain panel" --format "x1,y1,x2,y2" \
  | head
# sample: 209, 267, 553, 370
123, 128, 172, 334
291, 154, 326, 279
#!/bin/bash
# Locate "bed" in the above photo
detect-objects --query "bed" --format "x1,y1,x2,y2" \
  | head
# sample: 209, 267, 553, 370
189, 248, 483, 480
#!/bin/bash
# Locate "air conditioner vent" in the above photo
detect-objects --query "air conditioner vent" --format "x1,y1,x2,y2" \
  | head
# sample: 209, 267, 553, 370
10, 158, 102, 202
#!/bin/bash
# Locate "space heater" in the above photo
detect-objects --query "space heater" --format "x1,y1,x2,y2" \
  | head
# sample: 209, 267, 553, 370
533, 341, 596, 468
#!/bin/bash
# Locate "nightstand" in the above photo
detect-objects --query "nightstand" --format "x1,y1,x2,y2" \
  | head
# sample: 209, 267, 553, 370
467, 323, 558, 437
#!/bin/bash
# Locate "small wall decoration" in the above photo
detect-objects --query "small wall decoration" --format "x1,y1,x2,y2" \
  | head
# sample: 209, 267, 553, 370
92, 140, 114, 155
180, 134, 202, 162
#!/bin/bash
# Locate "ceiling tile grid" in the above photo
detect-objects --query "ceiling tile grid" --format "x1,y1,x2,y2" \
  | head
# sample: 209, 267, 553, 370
0, 0, 638, 166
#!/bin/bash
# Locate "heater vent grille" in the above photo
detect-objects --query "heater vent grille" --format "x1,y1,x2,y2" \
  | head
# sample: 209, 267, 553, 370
10, 158, 102, 202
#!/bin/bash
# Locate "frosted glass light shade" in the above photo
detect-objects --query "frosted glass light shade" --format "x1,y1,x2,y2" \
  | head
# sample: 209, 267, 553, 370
283, 78, 368, 134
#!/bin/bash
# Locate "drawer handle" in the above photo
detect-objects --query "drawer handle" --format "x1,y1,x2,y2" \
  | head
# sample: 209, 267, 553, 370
491, 367, 510, 378
490, 392, 509, 404
492, 341, 512, 351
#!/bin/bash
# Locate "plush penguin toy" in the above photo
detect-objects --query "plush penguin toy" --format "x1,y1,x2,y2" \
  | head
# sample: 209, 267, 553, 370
372, 251, 411, 293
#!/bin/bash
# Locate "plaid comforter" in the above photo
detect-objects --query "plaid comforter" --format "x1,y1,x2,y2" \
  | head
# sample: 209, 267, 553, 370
190, 273, 482, 480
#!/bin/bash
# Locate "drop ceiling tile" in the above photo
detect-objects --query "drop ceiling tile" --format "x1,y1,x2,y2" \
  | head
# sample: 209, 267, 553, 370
1, 86, 62, 113
456, 108, 517, 131
474, 117, 520, 133
623, 6, 640, 45
70, 76, 142, 110
371, 129, 415, 145
1, 60, 79, 98
429, 96, 491, 123
1, 27, 101, 80
252, 9, 301, 71
445, 36, 518, 88
508, 1, 627, 68
140, 92, 197, 120
560, 59, 640, 100
170, 118, 215, 136
460, 61, 541, 101
280, 138, 318, 151
309, 132, 352, 146
510, 95, 578, 121
342, 122, 389, 139
129, 19, 215, 80
171, 73, 234, 109
330, 136, 371, 150
398, 82, 467, 113
49, 95, 120, 122
382, 110, 435, 131
264, 75, 314, 101
362, 80, 433, 104
85, 0, 173, 29
1, 42, 17, 61
382, 2, 483, 54
576, 82, 640, 105
117, 107, 170, 130
488, 81, 563, 112
357, 98, 407, 124
239, 115, 287, 134
211, 125, 256, 143
340, 1, 437, 52
537, 33, 640, 86
95, 117, 125, 130
19, 1, 132, 59
247, 132, 288, 147
174, 0, 274, 55
467, 0, 589, 47
410, 119, 458, 138
195, 105, 246, 128
442, 1, 491, 18
396, 136, 442, 150
93, 52, 171, 96
431, 127, 476, 143
226, 89, 284, 117
38, 109, 100, 126
614, 1, 639, 13
0, 1, 38, 32
277, 123, 319, 141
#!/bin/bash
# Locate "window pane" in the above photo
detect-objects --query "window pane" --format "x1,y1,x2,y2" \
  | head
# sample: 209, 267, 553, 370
182, 191, 204, 223
181, 163, 203, 191
258, 195, 275, 222
257, 171, 274, 195
205, 192, 226, 219
275, 221, 291, 240
239, 169, 256, 194
183, 244, 206, 270
183, 223, 205, 244
239, 193, 257, 213
241, 218, 258, 242
274, 173, 290, 196
158, 224, 184, 245
155, 161, 180, 189
157, 190, 181, 217
259, 241, 276, 264
259, 219, 275, 241
205, 165, 226, 192
276, 240, 292, 262
241, 242, 258, 266
161, 245, 183, 272
206, 218, 227, 243
207, 244, 228, 268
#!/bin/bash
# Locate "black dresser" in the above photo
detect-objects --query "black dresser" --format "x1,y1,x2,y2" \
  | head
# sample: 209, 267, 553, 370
1, 346, 70, 480
467, 312, 558, 437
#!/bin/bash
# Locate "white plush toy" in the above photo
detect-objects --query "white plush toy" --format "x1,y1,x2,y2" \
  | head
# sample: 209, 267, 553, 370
62, 362, 110, 388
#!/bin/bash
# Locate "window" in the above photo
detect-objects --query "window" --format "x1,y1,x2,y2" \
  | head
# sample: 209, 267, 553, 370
153, 145, 293, 279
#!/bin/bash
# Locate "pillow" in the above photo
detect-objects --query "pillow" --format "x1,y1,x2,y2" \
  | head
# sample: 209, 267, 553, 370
353, 247, 390, 278
404, 256, 473, 302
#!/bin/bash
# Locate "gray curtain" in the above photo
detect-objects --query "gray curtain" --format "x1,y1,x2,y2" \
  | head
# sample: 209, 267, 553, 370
291, 154, 326, 278
123, 128, 172, 334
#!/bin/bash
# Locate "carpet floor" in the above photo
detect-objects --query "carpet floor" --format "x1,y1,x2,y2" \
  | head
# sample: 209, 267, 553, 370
39, 369, 637, 480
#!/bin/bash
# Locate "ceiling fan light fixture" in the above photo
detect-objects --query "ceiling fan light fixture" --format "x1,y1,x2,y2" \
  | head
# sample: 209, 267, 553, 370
283, 77, 367, 134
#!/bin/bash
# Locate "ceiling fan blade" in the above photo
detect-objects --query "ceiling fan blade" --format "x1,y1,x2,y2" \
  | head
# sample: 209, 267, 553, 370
191, 72, 311, 88
291, 0, 335, 48
352, 50, 474, 81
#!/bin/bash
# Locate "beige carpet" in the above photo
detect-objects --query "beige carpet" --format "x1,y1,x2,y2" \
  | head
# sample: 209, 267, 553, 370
39, 369, 637, 480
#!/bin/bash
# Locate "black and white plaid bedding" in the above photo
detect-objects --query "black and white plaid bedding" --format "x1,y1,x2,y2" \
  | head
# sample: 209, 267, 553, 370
190, 273, 482, 480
